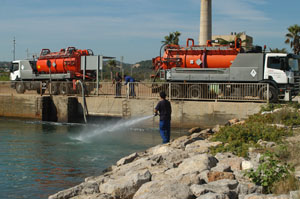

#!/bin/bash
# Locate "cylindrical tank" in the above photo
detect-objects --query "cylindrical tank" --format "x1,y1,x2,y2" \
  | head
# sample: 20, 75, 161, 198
36, 47, 91, 74
153, 38, 242, 71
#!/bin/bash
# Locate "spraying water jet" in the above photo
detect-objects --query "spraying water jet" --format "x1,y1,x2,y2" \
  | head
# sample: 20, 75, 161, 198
71, 115, 154, 142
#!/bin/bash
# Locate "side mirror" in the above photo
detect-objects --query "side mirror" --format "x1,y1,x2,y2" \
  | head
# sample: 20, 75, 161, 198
9, 63, 13, 72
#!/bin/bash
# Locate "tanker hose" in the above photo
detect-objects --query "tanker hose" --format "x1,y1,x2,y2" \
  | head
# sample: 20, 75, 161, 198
152, 43, 167, 84
76, 80, 88, 124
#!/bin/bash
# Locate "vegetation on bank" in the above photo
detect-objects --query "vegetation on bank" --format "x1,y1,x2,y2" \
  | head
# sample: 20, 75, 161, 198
0, 72, 9, 81
210, 103, 300, 194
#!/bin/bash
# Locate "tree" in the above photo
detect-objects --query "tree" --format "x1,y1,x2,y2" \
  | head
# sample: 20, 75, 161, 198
269, 48, 287, 53
162, 31, 181, 45
285, 24, 300, 55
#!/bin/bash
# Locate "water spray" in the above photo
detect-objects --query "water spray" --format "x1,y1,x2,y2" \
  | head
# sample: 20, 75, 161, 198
72, 115, 155, 142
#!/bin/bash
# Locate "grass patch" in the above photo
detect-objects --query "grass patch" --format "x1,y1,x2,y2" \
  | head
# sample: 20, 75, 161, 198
0, 72, 9, 81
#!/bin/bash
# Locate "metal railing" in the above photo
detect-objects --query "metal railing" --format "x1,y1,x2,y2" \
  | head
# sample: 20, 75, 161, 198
1, 81, 269, 102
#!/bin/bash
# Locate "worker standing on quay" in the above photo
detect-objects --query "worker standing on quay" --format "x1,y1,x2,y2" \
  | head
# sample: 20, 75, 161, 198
113, 72, 122, 97
154, 91, 172, 143
124, 75, 135, 97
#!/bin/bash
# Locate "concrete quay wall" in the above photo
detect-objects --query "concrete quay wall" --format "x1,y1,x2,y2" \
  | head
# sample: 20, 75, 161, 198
0, 94, 43, 120
80, 97, 263, 128
0, 95, 79, 123
0, 95, 263, 127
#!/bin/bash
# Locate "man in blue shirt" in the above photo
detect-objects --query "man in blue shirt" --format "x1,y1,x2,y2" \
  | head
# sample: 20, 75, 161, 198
124, 75, 135, 97
154, 91, 172, 143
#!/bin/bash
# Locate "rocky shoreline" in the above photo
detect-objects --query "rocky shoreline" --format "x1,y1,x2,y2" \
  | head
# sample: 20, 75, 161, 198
49, 120, 300, 199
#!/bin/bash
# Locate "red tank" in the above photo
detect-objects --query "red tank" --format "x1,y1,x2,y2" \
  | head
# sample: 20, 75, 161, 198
36, 47, 93, 74
153, 38, 242, 72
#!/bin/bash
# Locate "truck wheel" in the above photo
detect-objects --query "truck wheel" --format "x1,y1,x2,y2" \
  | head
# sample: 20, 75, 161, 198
259, 85, 278, 103
16, 82, 25, 94
188, 85, 202, 99
168, 84, 182, 98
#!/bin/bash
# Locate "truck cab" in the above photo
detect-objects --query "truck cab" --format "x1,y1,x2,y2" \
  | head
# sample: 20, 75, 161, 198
264, 53, 300, 98
10, 60, 37, 81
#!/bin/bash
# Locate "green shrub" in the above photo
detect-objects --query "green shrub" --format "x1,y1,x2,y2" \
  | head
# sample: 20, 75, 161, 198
248, 108, 300, 127
260, 103, 283, 112
0, 72, 9, 81
245, 151, 294, 194
211, 122, 291, 157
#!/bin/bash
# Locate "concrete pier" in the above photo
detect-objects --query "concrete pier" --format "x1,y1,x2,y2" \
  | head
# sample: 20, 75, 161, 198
78, 97, 262, 128
0, 94, 43, 120
0, 95, 263, 128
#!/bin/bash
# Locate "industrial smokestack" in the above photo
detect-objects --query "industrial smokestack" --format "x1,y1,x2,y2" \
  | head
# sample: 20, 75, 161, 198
199, 0, 212, 45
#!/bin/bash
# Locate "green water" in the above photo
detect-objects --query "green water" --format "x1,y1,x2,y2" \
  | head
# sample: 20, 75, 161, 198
0, 117, 186, 199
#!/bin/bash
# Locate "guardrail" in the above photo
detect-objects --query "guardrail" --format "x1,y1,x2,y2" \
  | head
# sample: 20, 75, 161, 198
1, 81, 269, 102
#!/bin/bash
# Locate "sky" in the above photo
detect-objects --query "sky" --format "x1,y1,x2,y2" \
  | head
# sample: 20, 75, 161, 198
0, 0, 299, 64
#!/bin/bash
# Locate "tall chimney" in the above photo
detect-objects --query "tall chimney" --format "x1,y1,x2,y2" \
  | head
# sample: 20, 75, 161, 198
199, 0, 212, 45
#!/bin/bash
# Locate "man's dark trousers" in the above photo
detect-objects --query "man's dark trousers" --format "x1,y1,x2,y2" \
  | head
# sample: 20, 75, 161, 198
159, 120, 170, 143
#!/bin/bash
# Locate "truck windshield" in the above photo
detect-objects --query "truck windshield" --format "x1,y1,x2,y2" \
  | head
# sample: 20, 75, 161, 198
12, 63, 19, 72
288, 58, 300, 72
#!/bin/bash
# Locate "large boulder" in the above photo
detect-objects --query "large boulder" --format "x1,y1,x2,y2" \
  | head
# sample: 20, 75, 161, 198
207, 171, 235, 182
185, 140, 211, 154
243, 194, 289, 199
237, 182, 262, 195
211, 163, 232, 173
215, 153, 244, 171
99, 170, 151, 199
116, 152, 138, 166
188, 127, 202, 134
170, 135, 197, 149
133, 180, 194, 199
49, 181, 100, 199
165, 154, 218, 176
196, 192, 229, 199
149, 145, 173, 155
190, 179, 239, 198
69, 193, 114, 199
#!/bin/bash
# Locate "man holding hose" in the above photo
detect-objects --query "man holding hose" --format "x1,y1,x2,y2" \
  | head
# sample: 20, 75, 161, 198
154, 91, 172, 143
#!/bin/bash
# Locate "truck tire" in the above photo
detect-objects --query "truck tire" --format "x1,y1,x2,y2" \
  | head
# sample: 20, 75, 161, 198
259, 85, 278, 103
16, 82, 25, 94
168, 84, 182, 98
188, 85, 202, 99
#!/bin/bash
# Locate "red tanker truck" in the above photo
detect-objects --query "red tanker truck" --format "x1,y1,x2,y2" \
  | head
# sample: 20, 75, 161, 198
153, 38, 242, 70
152, 38, 300, 102
10, 47, 100, 94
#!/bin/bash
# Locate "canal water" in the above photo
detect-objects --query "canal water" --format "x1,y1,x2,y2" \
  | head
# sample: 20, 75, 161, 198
0, 117, 187, 199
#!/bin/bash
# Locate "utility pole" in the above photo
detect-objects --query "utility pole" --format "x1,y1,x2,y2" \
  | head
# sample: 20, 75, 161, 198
120, 56, 124, 77
13, 37, 16, 61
